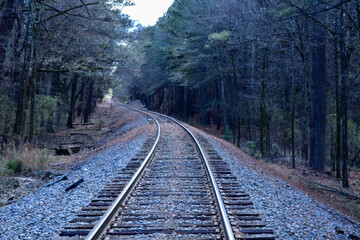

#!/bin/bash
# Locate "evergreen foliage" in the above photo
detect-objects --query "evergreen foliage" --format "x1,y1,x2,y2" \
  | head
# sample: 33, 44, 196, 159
123, 0, 360, 187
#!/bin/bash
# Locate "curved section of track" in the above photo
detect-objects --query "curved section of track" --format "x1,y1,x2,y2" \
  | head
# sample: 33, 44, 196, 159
60, 105, 274, 240
150, 111, 235, 240
85, 108, 161, 239
98, 104, 234, 239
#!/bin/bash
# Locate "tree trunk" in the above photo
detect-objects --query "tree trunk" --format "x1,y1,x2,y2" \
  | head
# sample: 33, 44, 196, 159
339, 8, 349, 188
10, 8, 21, 102
29, 20, 39, 144
0, 0, 17, 79
184, 87, 189, 120
170, 86, 174, 115
28, 71, 36, 144
202, 84, 209, 125
260, 79, 266, 157
221, 79, 228, 132
297, 16, 310, 166
230, 50, 241, 146
247, 101, 252, 141
335, 32, 342, 178
215, 80, 221, 130
84, 79, 94, 123
357, 1, 360, 37
291, 69, 296, 168
179, 86, 184, 118
266, 112, 271, 158
237, 118, 241, 147
283, 78, 290, 156
251, 41, 256, 142
66, 74, 79, 128
310, 13, 327, 171
77, 86, 84, 117
301, 65, 309, 164
13, 1, 33, 139
260, 47, 268, 157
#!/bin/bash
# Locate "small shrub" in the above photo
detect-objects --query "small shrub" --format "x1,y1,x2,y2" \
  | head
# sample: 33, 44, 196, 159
5, 159, 24, 174
209, 30, 231, 42
246, 141, 256, 156
224, 128, 233, 141
271, 142, 281, 157
254, 151, 262, 160
0, 145, 49, 175
0, 177, 20, 191
343, 200, 359, 219
246, 141, 262, 159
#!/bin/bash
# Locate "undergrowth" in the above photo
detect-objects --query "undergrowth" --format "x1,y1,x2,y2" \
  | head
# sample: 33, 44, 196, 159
0, 145, 49, 175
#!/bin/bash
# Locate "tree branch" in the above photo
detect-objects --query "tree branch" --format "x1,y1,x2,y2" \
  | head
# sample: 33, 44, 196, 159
40, 1, 100, 23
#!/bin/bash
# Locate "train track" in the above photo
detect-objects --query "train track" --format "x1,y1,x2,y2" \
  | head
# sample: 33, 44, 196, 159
59, 105, 275, 239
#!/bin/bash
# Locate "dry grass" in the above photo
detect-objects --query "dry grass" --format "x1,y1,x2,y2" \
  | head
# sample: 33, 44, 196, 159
0, 145, 49, 175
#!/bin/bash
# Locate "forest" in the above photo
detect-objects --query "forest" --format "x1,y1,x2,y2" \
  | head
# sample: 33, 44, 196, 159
0, 0, 360, 189
126, 0, 360, 188
0, 1, 132, 144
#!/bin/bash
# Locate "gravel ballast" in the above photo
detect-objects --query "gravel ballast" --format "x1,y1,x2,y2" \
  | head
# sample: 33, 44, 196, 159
1, 106, 359, 240
0, 129, 148, 239
196, 130, 360, 240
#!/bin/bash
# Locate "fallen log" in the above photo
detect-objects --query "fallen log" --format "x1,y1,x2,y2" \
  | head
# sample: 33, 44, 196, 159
55, 148, 71, 156
72, 123, 94, 126
55, 145, 81, 155
70, 132, 89, 136
349, 233, 360, 240
46, 175, 68, 187
65, 178, 84, 192
307, 180, 360, 200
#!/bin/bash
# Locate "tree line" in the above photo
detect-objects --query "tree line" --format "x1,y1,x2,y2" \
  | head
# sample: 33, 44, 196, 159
0, 0, 132, 147
124, 0, 360, 187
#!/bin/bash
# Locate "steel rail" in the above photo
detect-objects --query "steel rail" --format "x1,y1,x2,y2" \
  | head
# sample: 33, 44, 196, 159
85, 106, 161, 240
86, 103, 235, 239
145, 110, 235, 240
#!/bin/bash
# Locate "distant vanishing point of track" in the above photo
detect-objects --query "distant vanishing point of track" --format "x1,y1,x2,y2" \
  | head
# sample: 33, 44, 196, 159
59, 105, 275, 240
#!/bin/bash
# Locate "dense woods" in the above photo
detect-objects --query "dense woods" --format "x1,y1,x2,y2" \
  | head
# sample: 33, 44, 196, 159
0, 0, 132, 145
121, 0, 360, 188
1, 0, 360, 188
